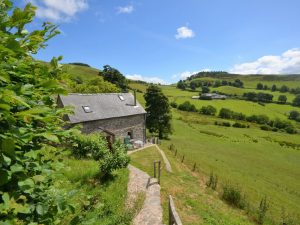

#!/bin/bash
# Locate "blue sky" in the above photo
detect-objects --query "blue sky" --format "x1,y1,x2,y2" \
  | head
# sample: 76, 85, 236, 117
18, 0, 300, 83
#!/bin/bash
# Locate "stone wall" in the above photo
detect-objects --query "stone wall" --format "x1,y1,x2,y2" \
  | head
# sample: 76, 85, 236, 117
80, 114, 146, 143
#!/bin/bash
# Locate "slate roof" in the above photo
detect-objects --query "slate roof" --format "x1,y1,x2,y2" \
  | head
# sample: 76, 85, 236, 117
58, 93, 146, 124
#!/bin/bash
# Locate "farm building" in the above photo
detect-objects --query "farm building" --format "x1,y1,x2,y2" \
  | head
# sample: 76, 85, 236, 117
57, 93, 147, 145
200, 93, 227, 100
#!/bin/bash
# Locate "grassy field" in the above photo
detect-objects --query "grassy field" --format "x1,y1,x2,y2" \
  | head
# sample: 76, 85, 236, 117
158, 110, 300, 224
130, 146, 255, 225
54, 155, 136, 225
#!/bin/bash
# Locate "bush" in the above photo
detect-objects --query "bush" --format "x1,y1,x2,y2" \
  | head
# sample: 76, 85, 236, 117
219, 108, 233, 119
257, 196, 269, 225
200, 105, 217, 115
222, 184, 247, 209
232, 122, 247, 128
260, 125, 272, 131
71, 134, 130, 175
178, 101, 197, 112
170, 102, 178, 108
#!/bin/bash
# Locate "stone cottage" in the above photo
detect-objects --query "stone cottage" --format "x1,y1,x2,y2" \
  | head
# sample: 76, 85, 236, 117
57, 93, 147, 144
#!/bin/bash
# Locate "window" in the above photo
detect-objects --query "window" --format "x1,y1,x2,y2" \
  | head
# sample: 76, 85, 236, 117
82, 106, 92, 113
118, 95, 125, 101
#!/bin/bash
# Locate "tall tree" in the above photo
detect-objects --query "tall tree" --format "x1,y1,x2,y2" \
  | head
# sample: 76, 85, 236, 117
99, 65, 128, 90
257, 83, 263, 90
144, 85, 172, 139
177, 80, 186, 90
278, 95, 287, 104
292, 94, 300, 107
271, 84, 277, 92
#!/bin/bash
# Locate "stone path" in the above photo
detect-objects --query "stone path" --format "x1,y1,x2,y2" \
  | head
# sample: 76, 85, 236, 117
128, 143, 173, 173
154, 144, 172, 173
127, 165, 163, 225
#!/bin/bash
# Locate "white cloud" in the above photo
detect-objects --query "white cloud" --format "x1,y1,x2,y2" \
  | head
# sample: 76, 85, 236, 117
172, 68, 211, 80
230, 48, 300, 74
117, 5, 134, 14
30, 0, 88, 21
175, 26, 195, 39
126, 74, 167, 84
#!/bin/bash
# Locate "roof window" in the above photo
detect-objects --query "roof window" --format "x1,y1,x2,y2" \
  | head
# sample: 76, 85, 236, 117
82, 106, 92, 113
118, 95, 125, 101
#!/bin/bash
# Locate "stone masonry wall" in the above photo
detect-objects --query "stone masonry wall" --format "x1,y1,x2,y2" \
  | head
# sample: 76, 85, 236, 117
80, 114, 146, 143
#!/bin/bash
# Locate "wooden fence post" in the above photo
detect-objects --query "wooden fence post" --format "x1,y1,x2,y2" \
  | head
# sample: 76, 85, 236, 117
181, 155, 185, 163
193, 163, 196, 171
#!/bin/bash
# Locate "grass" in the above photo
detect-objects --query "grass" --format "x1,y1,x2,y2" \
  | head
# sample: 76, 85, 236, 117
159, 110, 300, 224
63, 64, 100, 81
130, 146, 256, 225
54, 156, 134, 225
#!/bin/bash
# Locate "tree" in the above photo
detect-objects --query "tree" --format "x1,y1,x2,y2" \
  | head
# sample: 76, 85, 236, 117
201, 86, 210, 93
144, 85, 172, 139
178, 101, 197, 112
280, 85, 289, 93
200, 105, 217, 115
278, 95, 287, 104
177, 80, 186, 90
289, 111, 300, 121
263, 84, 268, 90
190, 81, 197, 90
292, 94, 300, 107
0, 2, 75, 223
99, 65, 127, 90
271, 84, 277, 92
257, 83, 263, 90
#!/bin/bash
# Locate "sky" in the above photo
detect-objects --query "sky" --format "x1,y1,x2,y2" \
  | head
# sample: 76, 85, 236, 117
17, 0, 300, 84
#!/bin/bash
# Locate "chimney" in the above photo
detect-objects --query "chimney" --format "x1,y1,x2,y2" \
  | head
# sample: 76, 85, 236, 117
134, 90, 137, 106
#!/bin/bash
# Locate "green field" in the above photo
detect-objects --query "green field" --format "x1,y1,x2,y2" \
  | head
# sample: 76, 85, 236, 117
130, 146, 255, 225
159, 110, 300, 224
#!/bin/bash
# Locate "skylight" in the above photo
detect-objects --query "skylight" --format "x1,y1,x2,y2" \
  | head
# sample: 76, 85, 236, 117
118, 95, 125, 101
82, 106, 92, 113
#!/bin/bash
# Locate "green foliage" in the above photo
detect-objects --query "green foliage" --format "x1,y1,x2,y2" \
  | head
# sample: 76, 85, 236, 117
99, 65, 128, 90
257, 83, 264, 90
71, 134, 130, 176
289, 110, 300, 122
170, 102, 178, 108
200, 105, 217, 115
222, 184, 247, 209
257, 196, 269, 225
0, 2, 75, 224
278, 95, 287, 104
201, 86, 210, 93
144, 85, 172, 139
292, 94, 300, 107
176, 80, 186, 90
232, 122, 248, 128
178, 101, 197, 112
99, 141, 130, 176
243, 92, 273, 103
280, 85, 289, 93
69, 76, 120, 93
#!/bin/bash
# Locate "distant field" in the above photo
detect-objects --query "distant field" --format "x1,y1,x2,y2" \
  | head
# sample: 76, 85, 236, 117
211, 86, 296, 103
160, 110, 300, 224
63, 64, 100, 81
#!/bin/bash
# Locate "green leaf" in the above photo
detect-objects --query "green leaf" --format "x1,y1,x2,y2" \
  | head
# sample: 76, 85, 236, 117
36, 203, 48, 215
0, 104, 10, 111
2, 154, 11, 166
38, 79, 58, 88
24, 150, 39, 159
18, 178, 34, 190
2, 193, 10, 206
32, 175, 45, 183
10, 164, 23, 173
0, 170, 10, 186
1, 138, 15, 158
17, 106, 50, 116
41, 133, 60, 143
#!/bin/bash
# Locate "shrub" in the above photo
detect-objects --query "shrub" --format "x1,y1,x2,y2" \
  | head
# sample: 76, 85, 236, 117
222, 184, 246, 209
222, 122, 231, 127
200, 105, 217, 115
260, 125, 272, 131
285, 126, 297, 134
71, 134, 130, 176
170, 102, 178, 108
232, 122, 247, 128
292, 94, 300, 107
99, 141, 130, 176
219, 108, 233, 119
289, 110, 300, 120
257, 196, 269, 225
178, 101, 197, 112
